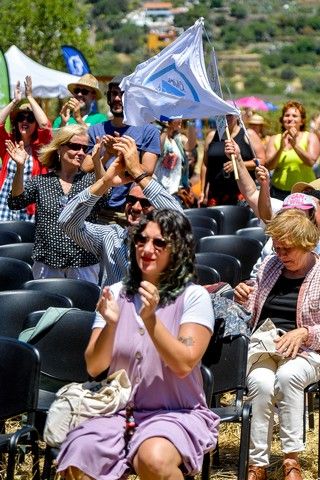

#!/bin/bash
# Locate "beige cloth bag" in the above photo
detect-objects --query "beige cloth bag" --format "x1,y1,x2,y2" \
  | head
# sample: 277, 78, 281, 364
44, 369, 132, 447
247, 318, 285, 373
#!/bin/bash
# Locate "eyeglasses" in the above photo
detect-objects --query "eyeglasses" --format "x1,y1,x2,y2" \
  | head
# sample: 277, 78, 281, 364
126, 195, 152, 209
62, 142, 90, 154
73, 87, 93, 96
16, 112, 36, 123
133, 233, 168, 251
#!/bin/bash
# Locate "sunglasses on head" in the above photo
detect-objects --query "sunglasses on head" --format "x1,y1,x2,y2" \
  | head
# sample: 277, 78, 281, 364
73, 87, 92, 96
62, 142, 90, 154
133, 232, 168, 250
126, 195, 151, 209
16, 112, 35, 123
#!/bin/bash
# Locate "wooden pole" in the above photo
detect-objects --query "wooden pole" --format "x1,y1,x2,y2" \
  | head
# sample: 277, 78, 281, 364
225, 125, 239, 180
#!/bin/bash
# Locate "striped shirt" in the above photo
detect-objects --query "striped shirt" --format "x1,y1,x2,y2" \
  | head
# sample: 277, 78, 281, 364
58, 179, 183, 286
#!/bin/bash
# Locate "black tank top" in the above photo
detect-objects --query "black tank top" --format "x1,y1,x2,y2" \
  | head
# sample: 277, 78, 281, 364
206, 128, 254, 200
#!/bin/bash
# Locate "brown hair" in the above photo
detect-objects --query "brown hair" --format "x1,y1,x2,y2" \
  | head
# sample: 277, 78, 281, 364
280, 101, 306, 132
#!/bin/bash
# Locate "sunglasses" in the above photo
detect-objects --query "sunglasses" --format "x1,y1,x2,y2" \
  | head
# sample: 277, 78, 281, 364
126, 195, 151, 209
62, 142, 90, 154
73, 87, 93, 96
16, 112, 35, 123
133, 232, 168, 250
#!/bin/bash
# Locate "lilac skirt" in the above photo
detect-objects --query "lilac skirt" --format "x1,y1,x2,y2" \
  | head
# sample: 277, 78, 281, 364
57, 407, 219, 479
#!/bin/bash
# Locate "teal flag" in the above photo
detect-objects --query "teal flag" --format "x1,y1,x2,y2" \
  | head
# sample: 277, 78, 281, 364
0, 49, 11, 135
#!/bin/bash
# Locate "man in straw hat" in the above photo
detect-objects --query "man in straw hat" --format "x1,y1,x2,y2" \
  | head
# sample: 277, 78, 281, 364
53, 74, 107, 129
248, 113, 270, 146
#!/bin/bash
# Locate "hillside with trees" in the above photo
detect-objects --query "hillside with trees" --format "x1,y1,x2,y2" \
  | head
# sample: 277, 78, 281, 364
1, 0, 320, 111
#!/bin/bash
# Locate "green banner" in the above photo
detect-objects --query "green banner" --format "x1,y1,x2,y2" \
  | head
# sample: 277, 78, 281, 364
0, 48, 10, 136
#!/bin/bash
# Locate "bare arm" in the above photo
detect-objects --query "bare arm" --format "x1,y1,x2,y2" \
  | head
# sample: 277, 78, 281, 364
291, 131, 320, 167
256, 165, 272, 222
0, 81, 21, 125
243, 129, 266, 170
266, 133, 284, 170
24, 76, 49, 129
198, 130, 215, 206
184, 123, 197, 151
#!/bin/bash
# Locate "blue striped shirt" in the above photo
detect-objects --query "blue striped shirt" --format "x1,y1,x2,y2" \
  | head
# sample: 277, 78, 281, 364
58, 179, 183, 286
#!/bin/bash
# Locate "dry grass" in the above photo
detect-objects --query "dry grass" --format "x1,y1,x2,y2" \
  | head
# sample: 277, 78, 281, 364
1, 411, 318, 479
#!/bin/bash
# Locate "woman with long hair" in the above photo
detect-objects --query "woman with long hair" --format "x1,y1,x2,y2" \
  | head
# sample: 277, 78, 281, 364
57, 208, 219, 480
0, 76, 51, 221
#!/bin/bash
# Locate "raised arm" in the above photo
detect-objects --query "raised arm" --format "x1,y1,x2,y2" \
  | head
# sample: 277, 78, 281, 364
0, 81, 22, 125
5, 140, 28, 196
256, 165, 272, 222
24, 76, 49, 129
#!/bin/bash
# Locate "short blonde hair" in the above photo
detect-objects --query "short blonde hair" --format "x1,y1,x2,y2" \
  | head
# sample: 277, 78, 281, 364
40, 125, 88, 169
266, 209, 319, 251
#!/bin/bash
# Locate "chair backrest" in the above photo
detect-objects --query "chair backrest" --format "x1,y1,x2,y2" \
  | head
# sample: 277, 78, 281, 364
195, 264, 221, 286
0, 231, 22, 245
195, 252, 241, 287
197, 235, 263, 281
23, 278, 101, 311
0, 290, 73, 339
209, 205, 252, 234
0, 257, 33, 291
0, 221, 36, 242
0, 242, 34, 265
28, 310, 95, 390
0, 336, 40, 420
236, 227, 267, 246
188, 215, 218, 234
192, 227, 215, 245
246, 217, 261, 228
184, 208, 224, 234
202, 334, 249, 399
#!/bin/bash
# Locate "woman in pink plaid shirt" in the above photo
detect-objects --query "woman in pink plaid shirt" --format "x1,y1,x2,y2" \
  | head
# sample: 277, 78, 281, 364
235, 202, 320, 480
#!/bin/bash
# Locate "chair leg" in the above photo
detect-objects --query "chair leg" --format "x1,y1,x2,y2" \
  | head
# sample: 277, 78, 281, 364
6, 451, 16, 480
308, 392, 315, 430
200, 451, 211, 480
238, 403, 252, 480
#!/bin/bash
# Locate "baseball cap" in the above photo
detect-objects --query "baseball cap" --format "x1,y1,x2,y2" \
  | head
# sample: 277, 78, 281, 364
291, 178, 320, 193
282, 193, 317, 211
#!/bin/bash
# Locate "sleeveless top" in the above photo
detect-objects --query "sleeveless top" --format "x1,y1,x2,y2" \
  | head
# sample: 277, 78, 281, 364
271, 131, 315, 191
206, 128, 254, 201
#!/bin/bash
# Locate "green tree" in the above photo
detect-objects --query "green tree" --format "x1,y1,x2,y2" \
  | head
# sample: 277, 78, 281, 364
0, 0, 93, 70
230, 4, 247, 19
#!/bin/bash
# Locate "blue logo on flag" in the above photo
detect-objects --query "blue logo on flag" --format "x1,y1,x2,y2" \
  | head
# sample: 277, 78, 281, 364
144, 63, 200, 102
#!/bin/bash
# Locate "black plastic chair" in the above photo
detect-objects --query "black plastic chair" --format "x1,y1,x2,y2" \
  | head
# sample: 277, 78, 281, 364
0, 290, 73, 339
0, 231, 22, 245
197, 235, 263, 281
195, 252, 242, 288
23, 278, 101, 311
209, 205, 252, 234
192, 227, 215, 246
202, 333, 252, 480
195, 264, 221, 286
23, 309, 96, 480
184, 208, 225, 234
0, 242, 34, 265
188, 215, 218, 235
0, 336, 41, 480
236, 227, 267, 246
0, 257, 33, 291
246, 217, 261, 228
0, 221, 36, 242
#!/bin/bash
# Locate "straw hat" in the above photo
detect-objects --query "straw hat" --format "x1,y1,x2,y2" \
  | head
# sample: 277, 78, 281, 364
248, 113, 265, 125
291, 178, 320, 193
68, 74, 102, 100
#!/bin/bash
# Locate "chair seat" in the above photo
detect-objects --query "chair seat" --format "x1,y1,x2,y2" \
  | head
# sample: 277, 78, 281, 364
213, 405, 244, 423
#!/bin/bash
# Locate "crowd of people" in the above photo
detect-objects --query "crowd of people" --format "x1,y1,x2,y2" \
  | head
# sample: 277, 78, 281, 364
1, 72, 320, 480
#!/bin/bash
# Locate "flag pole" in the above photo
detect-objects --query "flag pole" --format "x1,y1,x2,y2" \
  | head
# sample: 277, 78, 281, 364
225, 125, 239, 180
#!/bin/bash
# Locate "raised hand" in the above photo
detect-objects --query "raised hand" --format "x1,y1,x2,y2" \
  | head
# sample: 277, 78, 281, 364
60, 102, 71, 125
5, 140, 28, 166
255, 165, 270, 187
14, 81, 22, 104
66, 97, 81, 120
139, 281, 160, 322
96, 287, 120, 326
112, 135, 140, 178
24, 76, 33, 98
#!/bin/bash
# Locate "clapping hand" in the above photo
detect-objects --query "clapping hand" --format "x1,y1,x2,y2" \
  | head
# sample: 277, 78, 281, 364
139, 281, 160, 322
24, 76, 32, 98
96, 287, 120, 326
14, 81, 22, 104
5, 140, 28, 166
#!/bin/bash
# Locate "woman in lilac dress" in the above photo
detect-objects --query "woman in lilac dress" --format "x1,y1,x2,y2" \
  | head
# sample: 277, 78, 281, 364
57, 209, 219, 480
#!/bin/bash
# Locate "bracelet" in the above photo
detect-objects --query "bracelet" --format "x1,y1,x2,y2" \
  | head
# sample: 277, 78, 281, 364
133, 171, 149, 183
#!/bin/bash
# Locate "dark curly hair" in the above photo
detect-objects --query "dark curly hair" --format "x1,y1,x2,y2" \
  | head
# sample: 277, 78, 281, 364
280, 101, 306, 132
123, 209, 196, 306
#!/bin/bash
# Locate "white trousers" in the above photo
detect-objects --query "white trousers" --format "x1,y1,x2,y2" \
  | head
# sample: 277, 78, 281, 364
32, 261, 100, 285
247, 353, 320, 466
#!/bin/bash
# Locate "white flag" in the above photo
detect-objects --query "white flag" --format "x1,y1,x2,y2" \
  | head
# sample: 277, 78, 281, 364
120, 18, 239, 126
